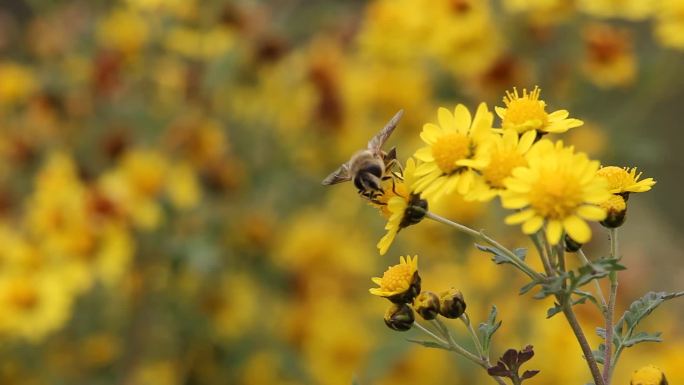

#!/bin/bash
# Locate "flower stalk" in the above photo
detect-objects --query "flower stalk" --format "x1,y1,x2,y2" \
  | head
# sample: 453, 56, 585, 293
603, 228, 620, 384
425, 211, 544, 282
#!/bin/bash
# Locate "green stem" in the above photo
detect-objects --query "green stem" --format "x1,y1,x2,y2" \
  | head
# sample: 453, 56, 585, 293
603, 228, 620, 384
432, 319, 485, 365
577, 249, 608, 311
432, 320, 507, 385
562, 304, 606, 385
460, 313, 485, 359
413, 321, 449, 346
426, 211, 544, 282
538, 232, 605, 385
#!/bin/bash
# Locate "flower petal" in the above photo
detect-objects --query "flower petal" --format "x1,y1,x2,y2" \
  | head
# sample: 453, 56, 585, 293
577, 205, 607, 221
563, 215, 591, 244
546, 220, 563, 244
522, 216, 543, 234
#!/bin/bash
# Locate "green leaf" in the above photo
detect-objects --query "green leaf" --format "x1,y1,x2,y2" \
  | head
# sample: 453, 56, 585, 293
546, 303, 562, 318
592, 343, 606, 365
513, 248, 527, 261
622, 331, 662, 347
406, 339, 447, 350
615, 291, 684, 336
475, 244, 511, 265
519, 281, 539, 295
479, 305, 502, 355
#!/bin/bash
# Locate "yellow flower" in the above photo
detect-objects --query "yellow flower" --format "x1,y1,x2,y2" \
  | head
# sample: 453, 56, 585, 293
630, 364, 668, 385
0, 62, 38, 105
467, 129, 536, 201
582, 24, 636, 89
577, 0, 654, 20
596, 166, 656, 195
377, 159, 427, 255
0, 272, 75, 341
502, 140, 611, 244
654, 0, 684, 50
412, 103, 494, 202
370, 255, 420, 303
496, 86, 583, 135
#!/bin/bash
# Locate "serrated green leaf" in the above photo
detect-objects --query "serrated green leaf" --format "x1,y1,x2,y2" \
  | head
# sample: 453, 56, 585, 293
616, 291, 684, 337
622, 331, 662, 347
479, 305, 502, 354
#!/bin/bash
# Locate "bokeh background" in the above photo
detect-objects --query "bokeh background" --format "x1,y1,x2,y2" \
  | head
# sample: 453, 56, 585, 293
0, 0, 683, 384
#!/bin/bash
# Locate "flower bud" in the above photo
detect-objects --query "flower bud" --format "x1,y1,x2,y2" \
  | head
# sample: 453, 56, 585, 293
600, 195, 627, 229
384, 303, 415, 331
413, 291, 440, 320
438, 288, 466, 319
630, 364, 668, 385
564, 234, 582, 252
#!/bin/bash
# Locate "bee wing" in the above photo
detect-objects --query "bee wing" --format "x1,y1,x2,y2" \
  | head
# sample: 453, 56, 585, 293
321, 162, 352, 185
367, 109, 404, 152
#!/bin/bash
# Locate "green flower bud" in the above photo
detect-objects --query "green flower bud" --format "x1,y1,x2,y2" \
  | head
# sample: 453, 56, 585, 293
384, 303, 415, 331
438, 288, 466, 319
413, 291, 440, 320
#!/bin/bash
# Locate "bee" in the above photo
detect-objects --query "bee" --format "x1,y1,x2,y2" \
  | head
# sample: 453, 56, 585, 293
321, 110, 404, 203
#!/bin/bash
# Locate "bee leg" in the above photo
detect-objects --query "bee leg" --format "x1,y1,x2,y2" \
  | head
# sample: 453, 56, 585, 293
385, 158, 403, 175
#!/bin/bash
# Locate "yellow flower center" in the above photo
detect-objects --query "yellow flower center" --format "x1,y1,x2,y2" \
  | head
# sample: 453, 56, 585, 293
379, 263, 413, 293
596, 166, 633, 192
502, 87, 548, 128
6, 281, 39, 310
528, 170, 583, 219
431, 132, 471, 174
483, 150, 526, 189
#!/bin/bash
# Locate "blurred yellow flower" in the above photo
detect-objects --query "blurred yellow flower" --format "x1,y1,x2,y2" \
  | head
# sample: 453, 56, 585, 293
166, 162, 201, 209
630, 364, 667, 385
654, 0, 684, 49
578, 0, 653, 20
496, 86, 583, 135
0, 62, 38, 106
164, 26, 234, 60
582, 24, 637, 89
412, 103, 494, 201
96, 8, 149, 56
502, 140, 610, 244
0, 272, 74, 341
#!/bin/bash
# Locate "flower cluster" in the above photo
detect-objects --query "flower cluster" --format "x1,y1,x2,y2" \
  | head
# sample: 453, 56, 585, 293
369, 256, 468, 331
374, 86, 657, 255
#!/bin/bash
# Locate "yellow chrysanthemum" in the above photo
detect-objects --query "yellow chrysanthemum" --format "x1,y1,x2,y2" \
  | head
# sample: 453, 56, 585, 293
467, 129, 536, 201
495, 86, 583, 135
369, 255, 419, 299
377, 159, 425, 255
502, 140, 611, 244
596, 166, 656, 194
412, 103, 494, 202
630, 364, 667, 385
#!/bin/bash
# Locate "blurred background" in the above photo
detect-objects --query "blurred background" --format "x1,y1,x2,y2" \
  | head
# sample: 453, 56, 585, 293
0, 0, 682, 384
